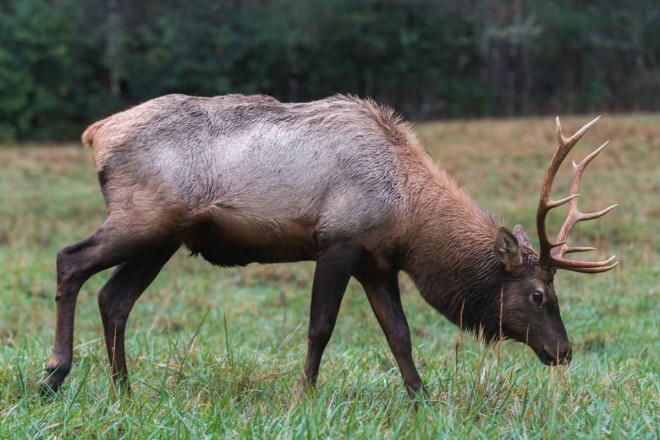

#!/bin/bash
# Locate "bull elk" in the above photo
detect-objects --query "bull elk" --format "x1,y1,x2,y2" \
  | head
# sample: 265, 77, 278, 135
42, 94, 616, 396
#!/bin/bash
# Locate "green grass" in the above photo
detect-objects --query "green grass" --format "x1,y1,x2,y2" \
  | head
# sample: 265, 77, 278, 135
0, 114, 658, 438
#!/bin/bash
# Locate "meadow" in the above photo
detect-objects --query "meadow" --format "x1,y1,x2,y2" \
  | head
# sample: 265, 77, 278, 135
0, 114, 658, 438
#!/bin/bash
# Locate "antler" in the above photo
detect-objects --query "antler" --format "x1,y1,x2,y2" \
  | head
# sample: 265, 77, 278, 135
536, 116, 618, 273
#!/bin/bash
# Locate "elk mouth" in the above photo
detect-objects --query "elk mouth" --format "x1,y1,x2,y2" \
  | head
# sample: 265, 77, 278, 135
534, 345, 572, 366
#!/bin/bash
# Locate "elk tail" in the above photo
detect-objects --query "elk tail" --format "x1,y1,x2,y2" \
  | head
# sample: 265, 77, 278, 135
81, 118, 115, 172
81, 119, 107, 149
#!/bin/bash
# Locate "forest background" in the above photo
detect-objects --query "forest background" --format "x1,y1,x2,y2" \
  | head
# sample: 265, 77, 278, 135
1, 0, 659, 142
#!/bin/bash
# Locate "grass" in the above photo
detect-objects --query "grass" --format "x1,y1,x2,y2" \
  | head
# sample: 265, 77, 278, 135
0, 114, 658, 438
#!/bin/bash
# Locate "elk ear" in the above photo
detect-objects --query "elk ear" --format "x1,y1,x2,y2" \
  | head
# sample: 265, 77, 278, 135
494, 226, 523, 277
513, 224, 533, 249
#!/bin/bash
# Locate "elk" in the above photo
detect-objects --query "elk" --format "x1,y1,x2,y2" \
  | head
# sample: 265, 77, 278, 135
42, 94, 616, 396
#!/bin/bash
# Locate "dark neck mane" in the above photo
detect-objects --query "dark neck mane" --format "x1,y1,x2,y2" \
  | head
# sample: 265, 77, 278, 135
401, 165, 508, 333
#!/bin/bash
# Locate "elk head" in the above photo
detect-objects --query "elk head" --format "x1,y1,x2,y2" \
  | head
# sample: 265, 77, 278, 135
494, 116, 617, 365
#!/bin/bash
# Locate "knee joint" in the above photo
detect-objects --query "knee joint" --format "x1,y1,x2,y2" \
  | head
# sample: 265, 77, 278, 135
308, 323, 334, 345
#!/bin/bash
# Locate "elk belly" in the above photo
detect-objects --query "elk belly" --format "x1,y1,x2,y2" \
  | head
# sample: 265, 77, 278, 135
179, 205, 316, 267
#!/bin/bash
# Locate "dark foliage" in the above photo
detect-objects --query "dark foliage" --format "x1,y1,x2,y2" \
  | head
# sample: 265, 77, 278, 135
1, 0, 658, 141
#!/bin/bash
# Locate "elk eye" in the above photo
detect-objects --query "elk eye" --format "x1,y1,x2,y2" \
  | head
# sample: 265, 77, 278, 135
532, 290, 544, 304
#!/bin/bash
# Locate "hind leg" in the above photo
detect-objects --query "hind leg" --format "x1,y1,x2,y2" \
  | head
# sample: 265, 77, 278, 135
97, 244, 178, 393
42, 217, 175, 394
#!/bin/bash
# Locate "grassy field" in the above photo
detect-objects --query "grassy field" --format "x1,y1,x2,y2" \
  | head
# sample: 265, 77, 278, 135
0, 114, 658, 438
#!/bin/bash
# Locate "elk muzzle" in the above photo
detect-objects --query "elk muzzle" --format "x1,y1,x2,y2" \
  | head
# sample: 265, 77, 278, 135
534, 341, 572, 366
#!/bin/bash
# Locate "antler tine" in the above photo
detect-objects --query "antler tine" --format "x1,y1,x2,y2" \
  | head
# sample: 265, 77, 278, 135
552, 254, 617, 269
567, 261, 619, 274
554, 141, 614, 247
536, 116, 617, 273
556, 115, 601, 147
562, 246, 596, 254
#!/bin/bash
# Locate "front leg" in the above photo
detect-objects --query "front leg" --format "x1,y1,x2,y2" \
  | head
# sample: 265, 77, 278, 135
295, 241, 361, 397
355, 271, 426, 398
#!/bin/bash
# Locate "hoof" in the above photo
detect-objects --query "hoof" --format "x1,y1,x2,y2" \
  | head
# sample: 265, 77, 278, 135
41, 362, 70, 396
39, 380, 60, 398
